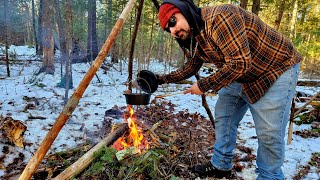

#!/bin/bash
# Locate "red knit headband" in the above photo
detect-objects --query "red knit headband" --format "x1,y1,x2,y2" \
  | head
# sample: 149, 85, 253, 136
158, 3, 181, 29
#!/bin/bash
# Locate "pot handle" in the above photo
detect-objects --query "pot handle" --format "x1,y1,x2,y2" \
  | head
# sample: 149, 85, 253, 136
136, 77, 152, 93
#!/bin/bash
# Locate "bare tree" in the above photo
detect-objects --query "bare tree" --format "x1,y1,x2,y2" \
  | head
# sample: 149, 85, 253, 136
40, 0, 55, 74
87, 0, 98, 62
289, 0, 299, 39
252, 0, 260, 16
274, 0, 286, 31
37, 0, 43, 55
32, 0, 38, 53
4, 0, 10, 77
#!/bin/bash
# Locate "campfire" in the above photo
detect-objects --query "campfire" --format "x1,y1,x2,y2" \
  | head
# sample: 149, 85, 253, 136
112, 105, 149, 154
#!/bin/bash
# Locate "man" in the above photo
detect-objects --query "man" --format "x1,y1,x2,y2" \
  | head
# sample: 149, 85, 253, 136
150, 0, 302, 179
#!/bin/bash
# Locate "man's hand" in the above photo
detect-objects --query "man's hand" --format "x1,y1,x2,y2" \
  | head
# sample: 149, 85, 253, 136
184, 82, 203, 95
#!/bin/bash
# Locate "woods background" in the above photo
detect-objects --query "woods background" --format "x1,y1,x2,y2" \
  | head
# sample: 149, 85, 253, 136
0, 0, 319, 78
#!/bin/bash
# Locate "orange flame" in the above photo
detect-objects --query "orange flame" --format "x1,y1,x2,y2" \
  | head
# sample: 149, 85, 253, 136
113, 105, 149, 151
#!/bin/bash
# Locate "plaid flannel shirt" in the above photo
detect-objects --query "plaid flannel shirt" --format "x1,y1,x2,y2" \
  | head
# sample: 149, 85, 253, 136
162, 4, 302, 103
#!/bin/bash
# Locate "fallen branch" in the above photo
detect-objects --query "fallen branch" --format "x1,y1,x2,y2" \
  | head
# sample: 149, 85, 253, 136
28, 114, 46, 120
52, 123, 128, 180
294, 91, 320, 117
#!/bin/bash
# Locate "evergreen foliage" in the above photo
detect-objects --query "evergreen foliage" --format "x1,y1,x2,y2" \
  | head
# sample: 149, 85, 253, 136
0, 0, 319, 76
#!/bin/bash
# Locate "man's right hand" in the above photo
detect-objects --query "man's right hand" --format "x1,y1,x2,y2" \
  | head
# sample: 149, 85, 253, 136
184, 82, 203, 95
156, 75, 166, 85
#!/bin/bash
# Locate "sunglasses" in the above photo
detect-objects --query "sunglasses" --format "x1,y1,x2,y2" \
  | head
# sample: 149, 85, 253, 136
164, 15, 176, 33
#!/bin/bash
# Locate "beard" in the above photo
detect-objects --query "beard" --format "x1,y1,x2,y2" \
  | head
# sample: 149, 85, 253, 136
175, 29, 190, 40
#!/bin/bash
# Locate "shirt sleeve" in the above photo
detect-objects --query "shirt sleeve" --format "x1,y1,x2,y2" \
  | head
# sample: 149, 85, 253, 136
198, 12, 252, 93
162, 50, 203, 83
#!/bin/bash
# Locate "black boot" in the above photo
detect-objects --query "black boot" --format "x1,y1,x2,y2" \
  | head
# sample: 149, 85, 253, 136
191, 162, 232, 178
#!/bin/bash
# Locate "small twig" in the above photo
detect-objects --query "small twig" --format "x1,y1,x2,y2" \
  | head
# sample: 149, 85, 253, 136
154, 92, 184, 98
28, 114, 47, 120
148, 129, 161, 147
151, 120, 162, 132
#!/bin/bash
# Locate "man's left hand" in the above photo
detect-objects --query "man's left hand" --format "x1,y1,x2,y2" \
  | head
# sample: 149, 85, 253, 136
184, 82, 203, 95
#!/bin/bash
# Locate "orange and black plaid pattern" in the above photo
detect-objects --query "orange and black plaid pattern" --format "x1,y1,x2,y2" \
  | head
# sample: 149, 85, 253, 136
162, 4, 302, 103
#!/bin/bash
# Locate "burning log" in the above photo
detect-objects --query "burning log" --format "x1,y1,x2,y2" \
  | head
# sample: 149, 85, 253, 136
52, 123, 128, 180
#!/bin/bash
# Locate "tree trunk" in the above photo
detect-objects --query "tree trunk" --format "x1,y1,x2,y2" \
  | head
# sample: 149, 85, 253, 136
240, 0, 248, 10
25, 4, 33, 44
54, 0, 72, 92
289, 0, 298, 39
274, 0, 286, 31
151, 0, 160, 11
37, 0, 43, 55
147, 10, 155, 70
86, 0, 99, 62
41, 0, 55, 74
107, 0, 112, 36
4, 0, 10, 77
128, 0, 144, 91
64, 0, 71, 104
300, 6, 307, 24
32, 0, 39, 53
157, 30, 164, 62
252, 0, 260, 16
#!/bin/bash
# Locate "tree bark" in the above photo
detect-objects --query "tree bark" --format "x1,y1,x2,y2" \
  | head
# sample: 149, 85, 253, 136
37, 0, 43, 55
251, 0, 260, 16
151, 0, 160, 11
54, 0, 67, 86
87, 0, 99, 62
40, 0, 55, 74
64, 0, 71, 104
52, 123, 128, 180
274, 0, 286, 31
32, 0, 39, 53
19, 1, 137, 179
4, 0, 10, 77
289, 0, 299, 39
240, 0, 248, 10
147, 10, 155, 69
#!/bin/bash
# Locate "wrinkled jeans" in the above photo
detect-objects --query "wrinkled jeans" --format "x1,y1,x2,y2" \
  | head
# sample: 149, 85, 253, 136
211, 63, 300, 179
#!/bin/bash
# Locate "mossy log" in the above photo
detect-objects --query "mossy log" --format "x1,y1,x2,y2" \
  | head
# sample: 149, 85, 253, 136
52, 123, 128, 180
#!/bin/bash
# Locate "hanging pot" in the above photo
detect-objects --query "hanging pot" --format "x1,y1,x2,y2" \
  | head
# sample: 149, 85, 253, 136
123, 93, 151, 105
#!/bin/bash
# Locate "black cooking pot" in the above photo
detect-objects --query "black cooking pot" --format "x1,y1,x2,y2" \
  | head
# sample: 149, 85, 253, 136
137, 70, 158, 93
124, 93, 151, 105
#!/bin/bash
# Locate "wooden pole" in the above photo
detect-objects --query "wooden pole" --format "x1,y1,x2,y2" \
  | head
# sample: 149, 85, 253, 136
128, 0, 144, 91
53, 123, 128, 180
19, 0, 137, 179
287, 100, 295, 144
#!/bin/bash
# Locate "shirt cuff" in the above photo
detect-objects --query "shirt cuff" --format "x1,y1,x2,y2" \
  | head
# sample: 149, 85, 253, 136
197, 77, 213, 93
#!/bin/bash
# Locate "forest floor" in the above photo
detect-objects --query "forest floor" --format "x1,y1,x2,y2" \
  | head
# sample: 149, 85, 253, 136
0, 47, 319, 179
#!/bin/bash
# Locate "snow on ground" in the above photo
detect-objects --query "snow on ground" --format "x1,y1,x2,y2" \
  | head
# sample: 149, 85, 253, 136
0, 46, 319, 179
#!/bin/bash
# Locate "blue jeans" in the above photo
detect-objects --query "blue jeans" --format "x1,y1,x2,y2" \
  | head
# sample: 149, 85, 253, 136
211, 63, 300, 179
